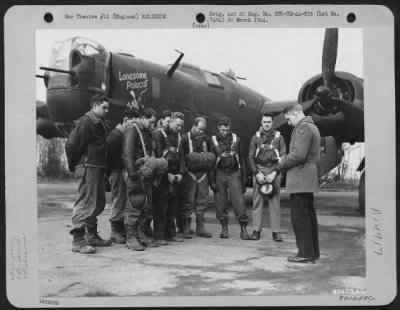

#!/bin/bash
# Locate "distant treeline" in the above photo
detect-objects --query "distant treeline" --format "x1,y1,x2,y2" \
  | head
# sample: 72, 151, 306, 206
37, 136, 73, 180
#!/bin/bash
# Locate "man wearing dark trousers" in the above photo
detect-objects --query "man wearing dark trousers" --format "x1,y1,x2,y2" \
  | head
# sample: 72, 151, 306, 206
278, 103, 321, 264
122, 108, 158, 251
106, 109, 138, 244
66, 94, 112, 254
180, 117, 213, 238
210, 117, 250, 240
153, 112, 185, 244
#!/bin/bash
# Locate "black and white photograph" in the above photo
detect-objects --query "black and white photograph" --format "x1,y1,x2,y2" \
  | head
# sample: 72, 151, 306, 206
4, 4, 396, 308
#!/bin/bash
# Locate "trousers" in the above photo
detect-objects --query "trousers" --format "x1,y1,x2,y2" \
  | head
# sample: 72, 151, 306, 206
252, 165, 282, 232
109, 169, 126, 223
180, 171, 209, 218
290, 193, 320, 259
124, 175, 153, 226
153, 179, 180, 240
214, 169, 248, 224
72, 166, 106, 230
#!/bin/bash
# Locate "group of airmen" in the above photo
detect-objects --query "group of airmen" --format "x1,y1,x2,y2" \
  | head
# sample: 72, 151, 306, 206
65, 93, 321, 264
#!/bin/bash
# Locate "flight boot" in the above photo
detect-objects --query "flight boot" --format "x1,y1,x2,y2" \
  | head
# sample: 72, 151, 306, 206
250, 230, 261, 240
182, 217, 193, 239
196, 216, 212, 238
125, 224, 144, 251
136, 220, 159, 248
71, 228, 96, 254
239, 222, 251, 240
110, 221, 126, 244
272, 232, 283, 242
219, 219, 229, 239
84, 224, 112, 247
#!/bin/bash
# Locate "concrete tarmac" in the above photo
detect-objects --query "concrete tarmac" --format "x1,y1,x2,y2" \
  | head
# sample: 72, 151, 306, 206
38, 182, 365, 297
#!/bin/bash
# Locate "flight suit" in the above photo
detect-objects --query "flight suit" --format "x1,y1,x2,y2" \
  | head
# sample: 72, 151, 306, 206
106, 124, 128, 243
248, 128, 286, 238
152, 128, 185, 242
122, 122, 155, 249
180, 129, 211, 236
278, 116, 321, 260
65, 110, 112, 252
210, 132, 250, 239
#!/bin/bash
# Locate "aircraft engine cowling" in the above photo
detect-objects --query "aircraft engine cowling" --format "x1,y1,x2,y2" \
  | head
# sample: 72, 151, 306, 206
298, 71, 364, 144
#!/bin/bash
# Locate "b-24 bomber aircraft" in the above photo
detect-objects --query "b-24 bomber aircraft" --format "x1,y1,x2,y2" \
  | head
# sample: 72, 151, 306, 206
36, 28, 365, 212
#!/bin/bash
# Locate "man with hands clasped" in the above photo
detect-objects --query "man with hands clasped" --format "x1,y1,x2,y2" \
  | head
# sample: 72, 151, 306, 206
248, 113, 286, 242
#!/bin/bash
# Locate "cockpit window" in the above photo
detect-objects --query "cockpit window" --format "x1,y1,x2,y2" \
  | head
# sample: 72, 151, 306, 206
49, 37, 109, 71
71, 37, 107, 57
48, 37, 110, 91
204, 71, 223, 88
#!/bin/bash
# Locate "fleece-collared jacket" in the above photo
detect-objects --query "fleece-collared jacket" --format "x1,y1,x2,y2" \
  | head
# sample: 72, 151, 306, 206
106, 124, 126, 172
153, 128, 184, 175
122, 122, 153, 179
65, 111, 110, 172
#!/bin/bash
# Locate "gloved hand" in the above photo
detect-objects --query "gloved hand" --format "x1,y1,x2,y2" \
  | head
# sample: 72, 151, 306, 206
256, 172, 266, 184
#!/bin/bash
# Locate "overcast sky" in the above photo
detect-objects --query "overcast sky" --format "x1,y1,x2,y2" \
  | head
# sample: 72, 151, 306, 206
36, 28, 362, 102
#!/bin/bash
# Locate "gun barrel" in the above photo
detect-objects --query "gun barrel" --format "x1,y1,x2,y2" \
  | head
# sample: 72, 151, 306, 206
39, 66, 74, 76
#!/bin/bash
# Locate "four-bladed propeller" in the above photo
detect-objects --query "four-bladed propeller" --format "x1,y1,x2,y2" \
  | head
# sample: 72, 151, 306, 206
264, 28, 354, 131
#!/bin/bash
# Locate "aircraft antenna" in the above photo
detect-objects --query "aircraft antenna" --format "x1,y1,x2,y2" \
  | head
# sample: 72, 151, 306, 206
167, 50, 184, 77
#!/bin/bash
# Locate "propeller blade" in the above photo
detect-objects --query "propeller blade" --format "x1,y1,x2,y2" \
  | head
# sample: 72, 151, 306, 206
322, 28, 338, 86
270, 98, 316, 129
320, 97, 364, 117
301, 98, 318, 112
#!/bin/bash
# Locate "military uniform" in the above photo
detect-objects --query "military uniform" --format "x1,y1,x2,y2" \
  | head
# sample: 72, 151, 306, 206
180, 129, 212, 237
248, 127, 286, 240
152, 128, 185, 242
278, 116, 321, 261
210, 132, 250, 239
106, 124, 128, 243
65, 110, 112, 253
122, 122, 156, 250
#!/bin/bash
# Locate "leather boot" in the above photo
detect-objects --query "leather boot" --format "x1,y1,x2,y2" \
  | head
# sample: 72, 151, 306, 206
136, 220, 159, 248
71, 228, 96, 254
250, 230, 260, 240
196, 216, 212, 238
240, 223, 251, 240
125, 224, 144, 251
272, 232, 283, 242
183, 217, 193, 239
84, 224, 112, 247
220, 219, 229, 239
110, 221, 126, 244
